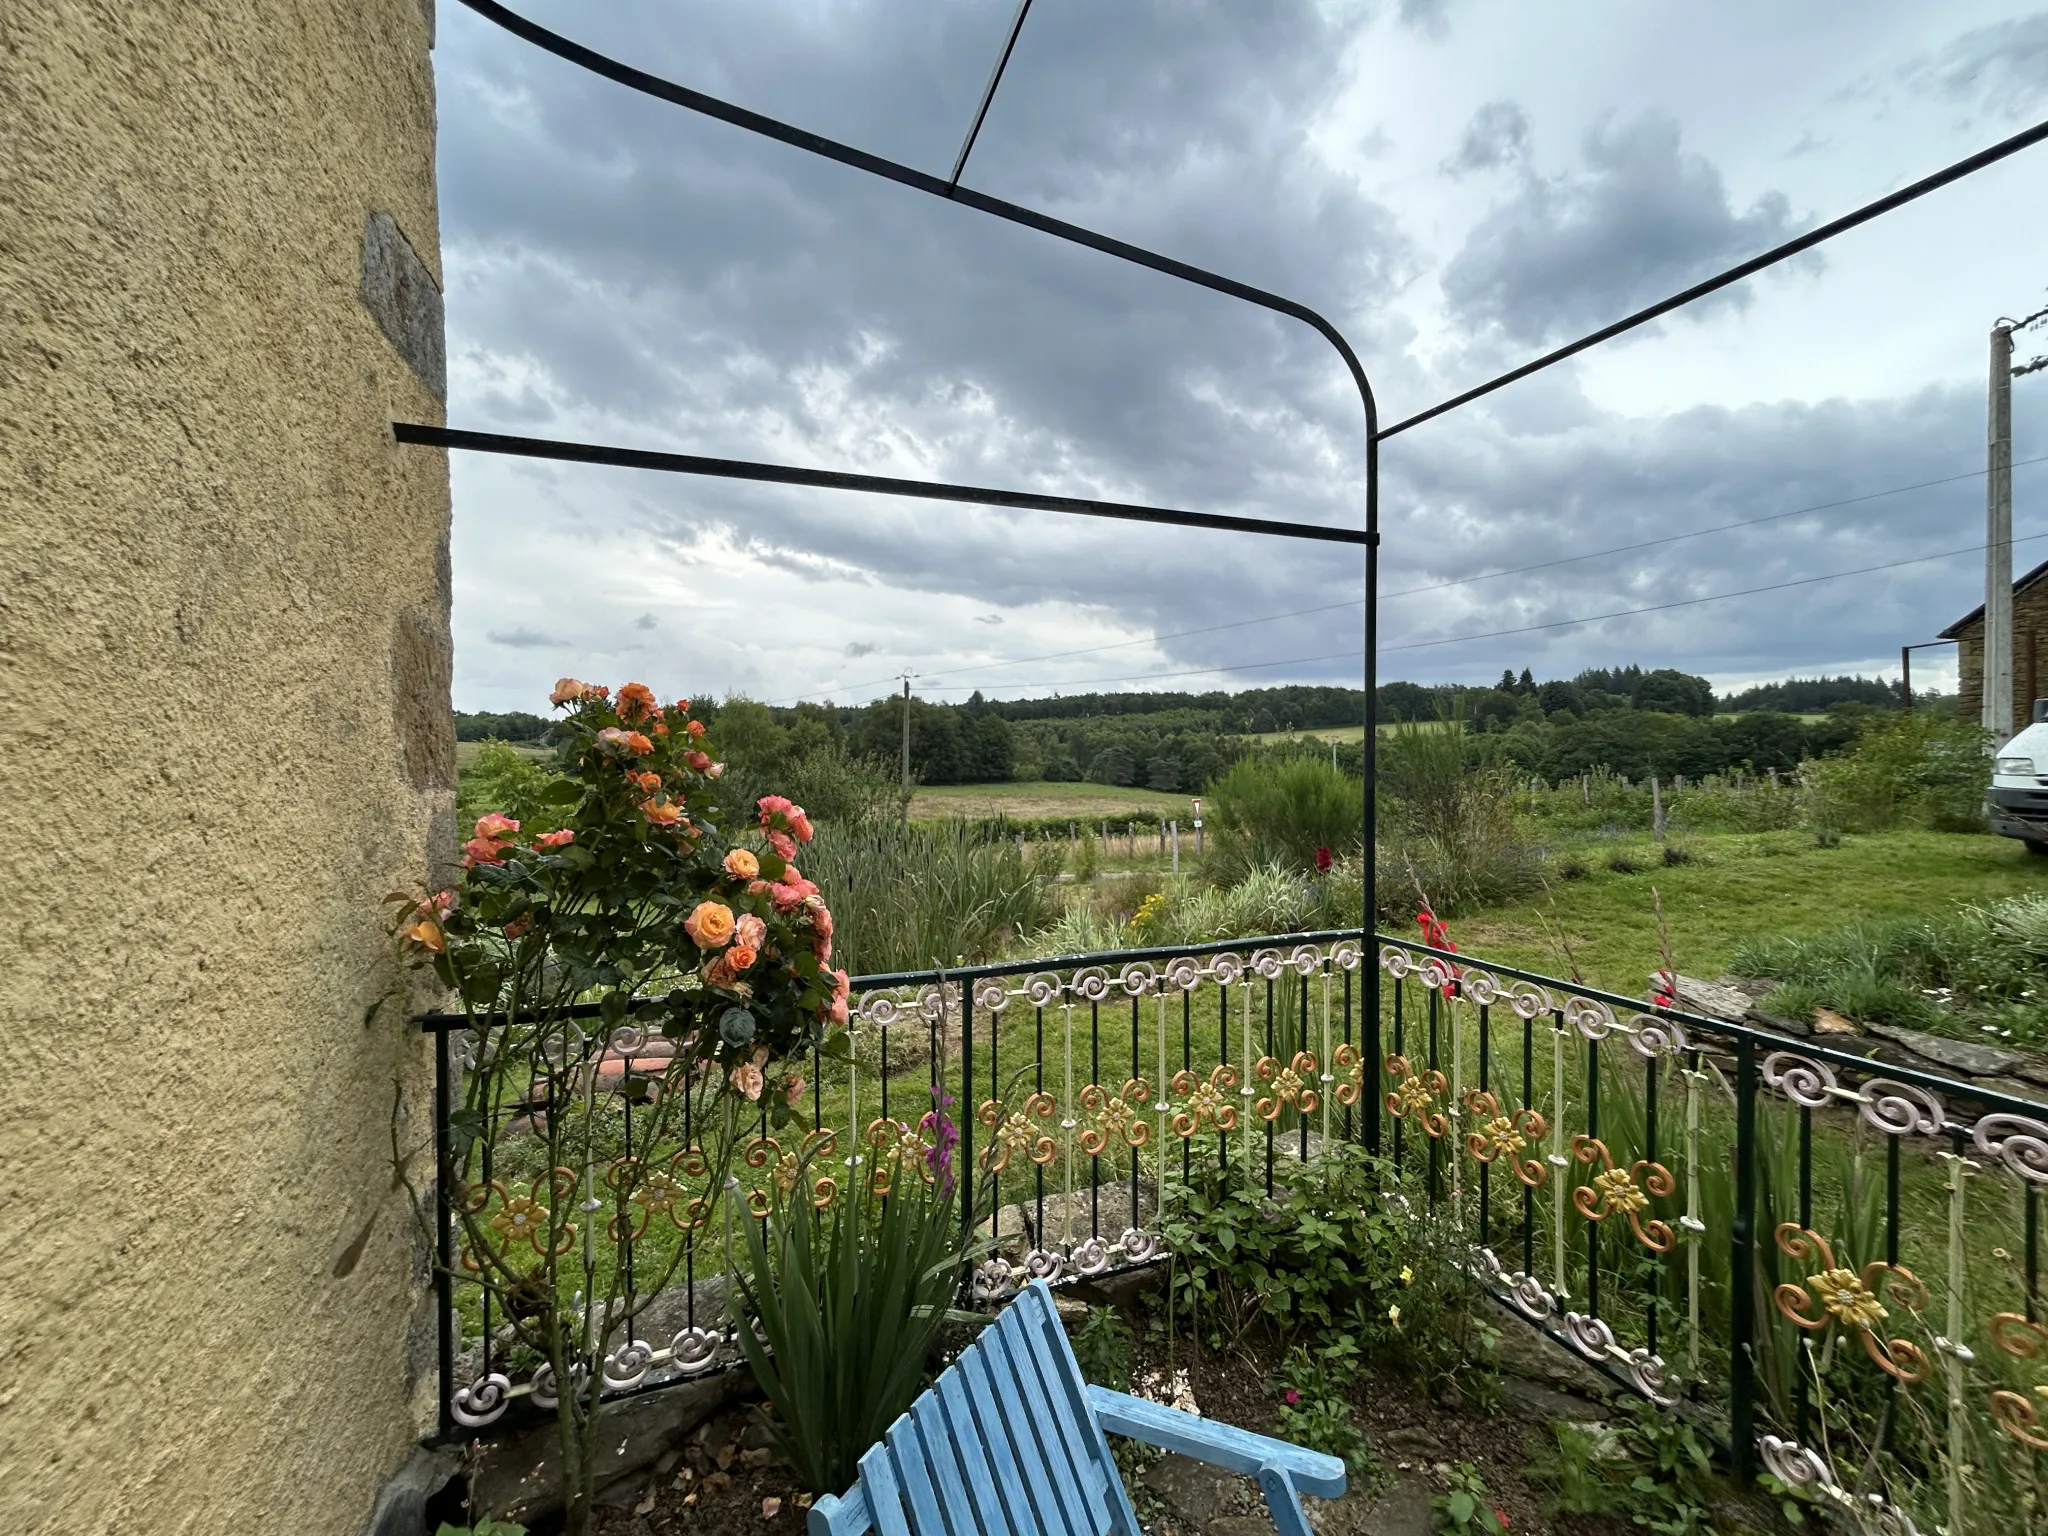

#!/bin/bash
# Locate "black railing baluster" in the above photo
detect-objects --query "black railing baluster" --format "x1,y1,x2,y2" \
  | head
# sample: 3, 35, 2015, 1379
1586, 1033, 1599, 1320
435, 1023, 455, 1442
1182, 988, 1192, 1185
1299, 976, 1311, 1163
1392, 977, 1405, 1179
1522, 1010, 1535, 1280
1265, 975, 1277, 1195
1795, 1101, 1812, 1442
2029, 1186, 2041, 1324
1730, 1039, 1759, 1480
1644, 1051, 1658, 1359
1035, 1004, 1047, 1255
1427, 986, 1441, 1208
1130, 995, 1141, 1235
1090, 999, 1101, 1238
962, 985, 976, 1240
1478, 1003, 1491, 1252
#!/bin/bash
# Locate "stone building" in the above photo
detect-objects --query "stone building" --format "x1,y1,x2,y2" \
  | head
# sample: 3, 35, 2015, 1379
1940, 557, 2048, 738
3, 3, 452, 1531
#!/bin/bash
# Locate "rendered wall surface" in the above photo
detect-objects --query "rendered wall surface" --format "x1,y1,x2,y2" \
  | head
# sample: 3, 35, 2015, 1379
0, 3, 451, 1530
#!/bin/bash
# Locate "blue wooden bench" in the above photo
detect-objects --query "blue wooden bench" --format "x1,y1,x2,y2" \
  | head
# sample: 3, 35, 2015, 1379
808, 1280, 1346, 1536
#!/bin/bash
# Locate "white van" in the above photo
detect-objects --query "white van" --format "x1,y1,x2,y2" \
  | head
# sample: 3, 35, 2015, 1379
1990, 699, 2048, 855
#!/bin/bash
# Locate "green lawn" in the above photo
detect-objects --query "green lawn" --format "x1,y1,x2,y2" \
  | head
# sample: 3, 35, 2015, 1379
1455, 829, 2046, 997
909, 781, 1192, 821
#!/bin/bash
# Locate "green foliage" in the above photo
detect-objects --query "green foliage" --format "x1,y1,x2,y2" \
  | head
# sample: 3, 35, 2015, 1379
454, 708, 552, 741
707, 698, 897, 828
1206, 753, 1362, 884
1274, 1344, 1375, 1478
1381, 716, 1536, 918
1801, 710, 1991, 833
1070, 1305, 1134, 1391
1529, 1403, 1718, 1535
455, 740, 565, 838
1430, 1462, 1506, 1534
1730, 895, 2048, 1045
802, 819, 1046, 973
736, 1150, 984, 1495
435, 1521, 526, 1536
1069, 829, 1102, 882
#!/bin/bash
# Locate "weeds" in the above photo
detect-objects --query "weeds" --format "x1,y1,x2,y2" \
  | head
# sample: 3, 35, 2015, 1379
1070, 1305, 1134, 1392
1431, 1462, 1506, 1534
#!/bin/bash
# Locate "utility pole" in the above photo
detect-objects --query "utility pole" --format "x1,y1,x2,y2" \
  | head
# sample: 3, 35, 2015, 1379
899, 676, 912, 825
1987, 324, 2015, 740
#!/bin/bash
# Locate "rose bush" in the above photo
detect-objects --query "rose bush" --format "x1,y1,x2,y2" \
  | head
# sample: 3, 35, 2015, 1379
391, 678, 847, 1094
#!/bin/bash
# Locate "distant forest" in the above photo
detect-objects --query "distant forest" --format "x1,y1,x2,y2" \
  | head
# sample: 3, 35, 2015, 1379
456, 668, 1930, 792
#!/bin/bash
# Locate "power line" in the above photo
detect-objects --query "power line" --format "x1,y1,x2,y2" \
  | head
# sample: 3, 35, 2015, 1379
771, 454, 2047, 702
891, 528, 2048, 694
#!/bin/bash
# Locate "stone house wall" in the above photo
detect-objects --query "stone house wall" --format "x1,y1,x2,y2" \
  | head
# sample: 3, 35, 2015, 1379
1952, 573, 2048, 738
1, 2, 452, 1530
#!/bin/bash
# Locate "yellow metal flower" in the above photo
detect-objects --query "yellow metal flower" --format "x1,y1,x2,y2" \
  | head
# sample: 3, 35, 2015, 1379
1392, 1075, 1435, 1117
1811, 1266, 1886, 1330
1592, 1166, 1649, 1214
1482, 1115, 1525, 1156
493, 1193, 545, 1241
979, 1091, 1057, 1173
1169, 1066, 1240, 1136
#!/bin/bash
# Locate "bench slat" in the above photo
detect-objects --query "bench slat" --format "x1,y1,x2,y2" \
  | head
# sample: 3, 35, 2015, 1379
934, 1366, 1012, 1536
1014, 1287, 1142, 1536
962, 1341, 1071, 1535
985, 1321, 1096, 1535
996, 1300, 1110, 1532
857, 1440, 915, 1536
908, 1390, 979, 1536
885, 1414, 948, 1536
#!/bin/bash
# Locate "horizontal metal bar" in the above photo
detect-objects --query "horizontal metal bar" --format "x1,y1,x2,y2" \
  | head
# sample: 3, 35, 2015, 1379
1384, 933, 2048, 1121
394, 423, 1369, 546
1379, 114, 2048, 440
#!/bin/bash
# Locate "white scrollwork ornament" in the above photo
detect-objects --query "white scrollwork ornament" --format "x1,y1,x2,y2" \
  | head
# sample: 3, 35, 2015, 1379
1973, 1112, 2048, 1184
1329, 940, 1362, 971
1023, 1247, 1065, 1282
1071, 1236, 1111, 1275
1250, 947, 1286, 980
1560, 1312, 1617, 1362
670, 1327, 722, 1377
602, 1338, 655, 1391
1758, 1435, 1834, 1491
1627, 1013, 1689, 1059
1070, 967, 1112, 1003
1287, 944, 1323, 976
1208, 952, 1246, 987
1118, 1227, 1161, 1262
970, 1258, 1017, 1304
1622, 1348, 1675, 1406
1161, 955, 1205, 993
1859, 1079, 1944, 1137
1019, 972, 1064, 1008
972, 977, 1010, 1014
1379, 944, 1416, 979
1562, 995, 1619, 1041
1762, 1052, 1837, 1108
451, 1371, 512, 1428
1118, 961, 1158, 997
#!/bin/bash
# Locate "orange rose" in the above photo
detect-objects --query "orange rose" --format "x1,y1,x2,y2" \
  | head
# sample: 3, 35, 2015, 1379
399, 917, 444, 953
731, 1061, 764, 1100
549, 677, 590, 706
726, 943, 758, 974
686, 720, 706, 738
685, 900, 736, 949
724, 848, 760, 880
616, 681, 658, 723
633, 770, 662, 793
641, 799, 683, 828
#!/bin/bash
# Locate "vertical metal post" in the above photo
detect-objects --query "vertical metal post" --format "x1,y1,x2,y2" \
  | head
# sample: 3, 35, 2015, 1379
434, 1024, 455, 1443
961, 982, 974, 1239
1730, 1039, 1759, 1480
1989, 323, 2016, 738
899, 676, 913, 823
1901, 644, 1913, 709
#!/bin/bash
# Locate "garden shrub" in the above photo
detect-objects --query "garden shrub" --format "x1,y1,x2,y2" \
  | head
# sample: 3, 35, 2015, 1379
1206, 753, 1362, 884
1800, 711, 1991, 833
1380, 718, 1538, 917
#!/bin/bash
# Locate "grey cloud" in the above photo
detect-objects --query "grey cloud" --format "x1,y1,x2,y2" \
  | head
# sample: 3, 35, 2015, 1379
633, 613, 658, 630
487, 627, 565, 648
975, 614, 1004, 625
1445, 100, 1529, 175
1905, 11, 2048, 120
844, 641, 881, 658
1440, 111, 1809, 346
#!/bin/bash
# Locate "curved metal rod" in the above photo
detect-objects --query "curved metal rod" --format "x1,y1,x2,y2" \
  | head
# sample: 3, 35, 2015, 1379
447, 0, 1386, 966
1382, 114, 2048, 440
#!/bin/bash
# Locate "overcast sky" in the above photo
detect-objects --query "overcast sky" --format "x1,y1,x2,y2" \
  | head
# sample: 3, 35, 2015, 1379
435, 0, 2048, 712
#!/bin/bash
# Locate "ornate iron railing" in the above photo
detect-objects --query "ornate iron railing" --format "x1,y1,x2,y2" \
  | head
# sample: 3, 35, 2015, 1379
422, 930, 2048, 1532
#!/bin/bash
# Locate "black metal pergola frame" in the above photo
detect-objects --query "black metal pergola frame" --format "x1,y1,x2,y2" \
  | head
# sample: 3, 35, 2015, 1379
402, 0, 2048, 1044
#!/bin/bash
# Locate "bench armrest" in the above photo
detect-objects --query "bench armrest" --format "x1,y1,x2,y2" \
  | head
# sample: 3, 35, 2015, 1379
1083, 1384, 1347, 1499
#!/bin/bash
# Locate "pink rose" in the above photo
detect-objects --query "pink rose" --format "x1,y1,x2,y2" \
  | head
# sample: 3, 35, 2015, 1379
783, 1074, 806, 1107
757, 795, 793, 818
533, 829, 576, 849
462, 836, 507, 869
735, 914, 767, 951
473, 813, 520, 841
788, 809, 814, 844
766, 830, 797, 863
548, 677, 589, 706
805, 896, 833, 940
731, 1061, 764, 1101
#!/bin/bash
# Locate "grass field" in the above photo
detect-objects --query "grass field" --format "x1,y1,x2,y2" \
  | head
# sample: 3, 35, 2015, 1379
908, 781, 1191, 820
1453, 828, 2046, 997
455, 739, 551, 770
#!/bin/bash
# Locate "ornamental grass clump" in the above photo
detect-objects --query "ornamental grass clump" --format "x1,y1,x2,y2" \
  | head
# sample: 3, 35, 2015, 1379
387, 679, 852, 1536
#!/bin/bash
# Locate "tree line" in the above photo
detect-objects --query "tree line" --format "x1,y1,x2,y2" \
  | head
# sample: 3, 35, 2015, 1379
453, 668, 1920, 791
